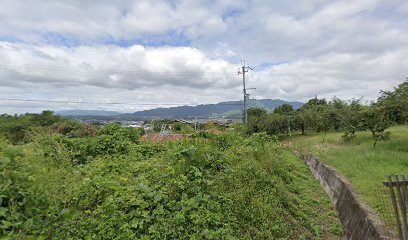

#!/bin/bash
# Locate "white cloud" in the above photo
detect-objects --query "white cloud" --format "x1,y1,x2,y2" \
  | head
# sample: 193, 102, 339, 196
252, 49, 408, 101
0, 42, 238, 90
0, 0, 234, 43
0, 0, 407, 113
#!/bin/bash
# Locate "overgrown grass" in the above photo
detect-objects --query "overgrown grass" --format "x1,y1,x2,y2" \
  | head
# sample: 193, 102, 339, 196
1, 130, 341, 239
286, 125, 408, 221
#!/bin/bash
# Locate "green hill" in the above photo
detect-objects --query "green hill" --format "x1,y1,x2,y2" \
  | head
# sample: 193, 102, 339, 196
120, 99, 303, 120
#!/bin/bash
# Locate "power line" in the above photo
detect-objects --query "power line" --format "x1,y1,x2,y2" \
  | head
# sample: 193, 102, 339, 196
0, 62, 231, 76
0, 98, 243, 106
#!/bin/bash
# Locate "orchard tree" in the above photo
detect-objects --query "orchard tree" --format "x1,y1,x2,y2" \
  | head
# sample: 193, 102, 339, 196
273, 104, 295, 136
301, 97, 328, 110
362, 107, 392, 148
273, 104, 294, 115
340, 99, 364, 142
297, 97, 328, 135
294, 108, 316, 135
247, 108, 267, 134
377, 78, 408, 124
316, 106, 333, 143
264, 113, 288, 136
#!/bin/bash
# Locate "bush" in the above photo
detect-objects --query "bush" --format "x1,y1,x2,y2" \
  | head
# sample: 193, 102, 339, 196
0, 126, 340, 239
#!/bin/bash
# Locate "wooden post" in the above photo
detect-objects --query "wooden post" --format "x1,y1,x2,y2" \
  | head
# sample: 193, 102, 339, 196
395, 175, 408, 239
387, 175, 403, 240
402, 176, 408, 219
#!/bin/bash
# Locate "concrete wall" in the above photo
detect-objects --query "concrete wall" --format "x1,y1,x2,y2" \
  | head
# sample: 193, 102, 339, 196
296, 153, 395, 240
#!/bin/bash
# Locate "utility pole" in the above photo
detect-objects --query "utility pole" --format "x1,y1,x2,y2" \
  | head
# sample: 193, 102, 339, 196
238, 60, 253, 127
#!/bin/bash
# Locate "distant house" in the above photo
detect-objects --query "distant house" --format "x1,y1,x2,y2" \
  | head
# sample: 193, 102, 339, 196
143, 124, 153, 132
126, 124, 142, 128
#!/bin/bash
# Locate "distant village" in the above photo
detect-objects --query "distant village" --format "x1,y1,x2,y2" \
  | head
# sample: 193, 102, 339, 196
79, 118, 240, 142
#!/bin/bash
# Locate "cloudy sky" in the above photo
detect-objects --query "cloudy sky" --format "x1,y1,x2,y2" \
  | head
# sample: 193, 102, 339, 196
1, 0, 407, 113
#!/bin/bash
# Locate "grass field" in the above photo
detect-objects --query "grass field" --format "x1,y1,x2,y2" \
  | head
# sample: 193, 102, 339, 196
286, 125, 408, 220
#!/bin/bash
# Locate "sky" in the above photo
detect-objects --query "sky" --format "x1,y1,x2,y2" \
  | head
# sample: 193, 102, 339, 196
0, 0, 407, 114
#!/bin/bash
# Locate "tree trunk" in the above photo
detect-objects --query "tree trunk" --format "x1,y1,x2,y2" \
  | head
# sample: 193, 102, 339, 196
322, 131, 327, 144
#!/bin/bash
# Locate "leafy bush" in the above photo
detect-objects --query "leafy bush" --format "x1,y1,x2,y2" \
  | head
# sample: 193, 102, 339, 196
100, 123, 145, 143
0, 127, 341, 239
341, 127, 356, 143
51, 120, 98, 137
0, 111, 64, 144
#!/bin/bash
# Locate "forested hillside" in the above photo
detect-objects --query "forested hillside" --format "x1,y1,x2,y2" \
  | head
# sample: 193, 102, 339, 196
119, 99, 303, 120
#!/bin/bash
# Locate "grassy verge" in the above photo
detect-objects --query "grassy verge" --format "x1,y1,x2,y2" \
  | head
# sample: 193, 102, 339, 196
285, 125, 408, 221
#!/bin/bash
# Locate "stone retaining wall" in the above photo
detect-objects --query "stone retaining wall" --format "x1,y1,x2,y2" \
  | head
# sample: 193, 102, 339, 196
296, 153, 395, 240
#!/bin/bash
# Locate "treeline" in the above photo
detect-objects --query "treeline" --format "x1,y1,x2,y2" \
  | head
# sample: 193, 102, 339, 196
0, 111, 63, 144
0, 111, 145, 144
247, 79, 408, 147
0, 113, 146, 165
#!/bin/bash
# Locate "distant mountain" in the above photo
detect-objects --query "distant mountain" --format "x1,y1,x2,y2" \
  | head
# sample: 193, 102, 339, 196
120, 99, 303, 120
56, 99, 303, 121
56, 110, 121, 117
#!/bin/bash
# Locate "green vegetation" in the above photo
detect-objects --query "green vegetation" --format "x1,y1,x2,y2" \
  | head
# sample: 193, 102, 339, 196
247, 97, 369, 140
377, 80, 408, 124
247, 78, 408, 148
0, 111, 64, 144
286, 125, 408, 220
0, 113, 341, 239
4, 78, 405, 239
244, 78, 407, 228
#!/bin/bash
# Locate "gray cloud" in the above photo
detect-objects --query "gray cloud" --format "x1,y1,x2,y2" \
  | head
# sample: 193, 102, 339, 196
0, 0, 407, 113
0, 42, 238, 90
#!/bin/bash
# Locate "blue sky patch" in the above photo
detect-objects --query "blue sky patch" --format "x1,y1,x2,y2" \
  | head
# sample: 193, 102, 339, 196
254, 61, 289, 71
105, 31, 192, 48
41, 32, 81, 47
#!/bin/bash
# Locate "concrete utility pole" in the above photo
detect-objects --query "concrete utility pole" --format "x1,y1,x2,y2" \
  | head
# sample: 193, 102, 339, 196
238, 60, 253, 127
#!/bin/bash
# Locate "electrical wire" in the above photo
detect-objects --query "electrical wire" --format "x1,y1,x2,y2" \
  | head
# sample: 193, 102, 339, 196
0, 98, 243, 106
0, 62, 233, 76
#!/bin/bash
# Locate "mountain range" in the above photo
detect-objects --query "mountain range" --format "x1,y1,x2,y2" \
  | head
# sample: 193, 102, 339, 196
57, 99, 303, 120
56, 110, 121, 116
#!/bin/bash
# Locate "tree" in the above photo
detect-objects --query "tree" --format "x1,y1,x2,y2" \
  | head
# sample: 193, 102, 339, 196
316, 106, 333, 143
300, 97, 328, 110
273, 104, 294, 115
292, 108, 316, 135
264, 113, 287, 136
247, 108, 267, 134
362, 107, 392, 148
51, 120, 98, 137
273, 105, 296, 136
339, 99, 364, 142
377, 78, 408, 124
100, 123, 145, 143
0, 111, 64, 144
